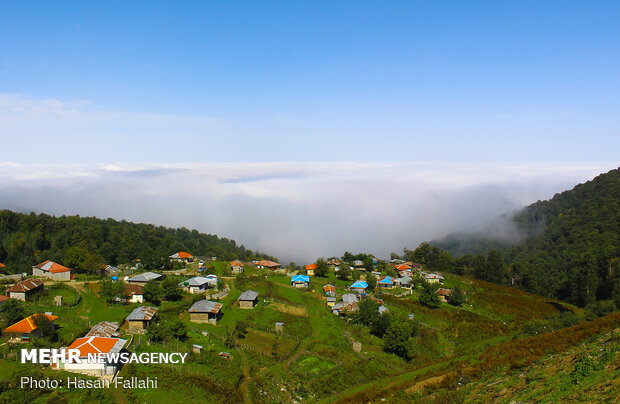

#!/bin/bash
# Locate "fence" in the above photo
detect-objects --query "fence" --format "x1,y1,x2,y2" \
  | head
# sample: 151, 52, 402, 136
209, 287, 229, 300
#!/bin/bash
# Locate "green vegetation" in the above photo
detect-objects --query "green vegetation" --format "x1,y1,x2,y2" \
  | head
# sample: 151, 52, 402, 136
419, 280, 441, 308
412, 168, 620, 309
0, 209, 275, 273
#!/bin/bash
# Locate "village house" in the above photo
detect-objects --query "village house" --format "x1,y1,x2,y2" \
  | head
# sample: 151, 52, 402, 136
101, 265, 120, 277
188, 300, 223, 324
323, 284, 336, 297
332, 294, 359, 316
230, 259, 244, 274
305, 264, 317, 276
254, 260, 281, 270
395, 264, 413, 277
326, 296, 337, 307
57, 336, 127, 376
349, 280, 368, 295
32, 260, 72, 281
238, 290, 259, 309
180, 276, 217, 294
437, 288, 454, 303
377, 276, 396, 288
326, 259, 341, 270
169, 252, 194, 263
394, 276, 413, 288
425, 273, 444, 284
127, 271, 163, 285
291, 275, 310, 288
0, 262, 6, 270
353, 260, 364, 268
378, 305, 389, 315
2, 313, 57, 341
86, 321, 121, 338
126, 306, 157, 333
6, 278, 43, 301
125, 283, 144, 303
406, 261, 423, 270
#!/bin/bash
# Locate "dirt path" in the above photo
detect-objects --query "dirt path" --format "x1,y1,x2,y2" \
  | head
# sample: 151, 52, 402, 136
239, 350, 252, 404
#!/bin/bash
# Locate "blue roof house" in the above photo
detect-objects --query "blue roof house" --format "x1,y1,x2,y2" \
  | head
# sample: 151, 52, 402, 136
350, 281, 368, 295
291, 275, 310, 288
378, 276, 395, 288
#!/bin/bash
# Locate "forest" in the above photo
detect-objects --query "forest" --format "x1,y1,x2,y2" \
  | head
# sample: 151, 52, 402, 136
414, 168, 620, 311
0, 210, 274, 273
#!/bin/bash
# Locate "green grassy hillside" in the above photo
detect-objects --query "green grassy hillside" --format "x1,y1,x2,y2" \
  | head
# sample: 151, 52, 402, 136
2, 263, 606, 403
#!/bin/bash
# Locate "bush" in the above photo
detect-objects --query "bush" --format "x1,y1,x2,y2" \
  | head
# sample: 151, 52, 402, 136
419, 281, 441, 308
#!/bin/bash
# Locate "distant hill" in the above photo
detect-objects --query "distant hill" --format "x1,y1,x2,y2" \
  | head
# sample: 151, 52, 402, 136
0, 209, 275, 272
434, 167, 620, 306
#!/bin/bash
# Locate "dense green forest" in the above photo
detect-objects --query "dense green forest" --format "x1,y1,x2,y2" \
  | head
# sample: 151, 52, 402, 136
415, 168, 620, 310
0, 210, 274, 273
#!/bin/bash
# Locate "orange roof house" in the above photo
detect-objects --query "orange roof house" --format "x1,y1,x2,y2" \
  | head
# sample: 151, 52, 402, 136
67, 336, 127, 357
3, 314, 58, 338
58, 336, 127, 375
170, 252, 193, 260
394, 264, 412, 271
33, 260, 71, 273
32, 260, 72, 281
323, 284, 336, 297
305, 263, 317, 275
254, 260, 281, 269
230, 259, 244, 274
0, 262, 6, 269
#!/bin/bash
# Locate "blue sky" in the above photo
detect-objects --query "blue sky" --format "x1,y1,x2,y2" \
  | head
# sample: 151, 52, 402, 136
1, 1, 619, 164
1, 2, 619, 260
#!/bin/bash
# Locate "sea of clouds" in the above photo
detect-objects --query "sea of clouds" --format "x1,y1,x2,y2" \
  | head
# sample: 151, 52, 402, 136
0, 161, 614, 263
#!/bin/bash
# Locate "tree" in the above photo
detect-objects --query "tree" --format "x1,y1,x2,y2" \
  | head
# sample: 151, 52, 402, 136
366, 273, 377, 292
0, 299, 25, 325
571, 253, 599, 307
314, 258, 329, 277
161, 277, 182, 301
167, 319, 188, 340
100, 279, 125, 303
419, 280, 441, 308
337, 265, 351, 281
448, 288, 466, 307
352, 299, 391, 337
32, 314, 55, 339
485, 250, 507, 284
143, 281, 161, 305
384, 317, 419, 360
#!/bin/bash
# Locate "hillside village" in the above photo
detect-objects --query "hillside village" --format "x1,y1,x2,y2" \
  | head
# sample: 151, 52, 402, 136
1, 246, 617, 403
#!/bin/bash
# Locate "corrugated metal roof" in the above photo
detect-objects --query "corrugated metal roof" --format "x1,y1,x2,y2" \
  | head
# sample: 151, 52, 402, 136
180, 276, 214, 287
238, 290, 259, 301
350, 281, 368, 288
126, 306, 158, 321
128, 272, 162, 283
86, 321, 120, 338
189, 300, 222, 314
7, 278, 43, 293
342, 293, 358, 304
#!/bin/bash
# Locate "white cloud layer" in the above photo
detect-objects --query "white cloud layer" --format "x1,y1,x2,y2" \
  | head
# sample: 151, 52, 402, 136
0, 162, 616, 263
